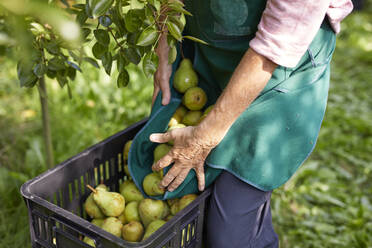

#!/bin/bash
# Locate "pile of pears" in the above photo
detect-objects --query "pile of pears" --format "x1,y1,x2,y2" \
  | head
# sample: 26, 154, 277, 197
145, 59, 214, 197
171, 58, 213, 128
82, 140, 198, 247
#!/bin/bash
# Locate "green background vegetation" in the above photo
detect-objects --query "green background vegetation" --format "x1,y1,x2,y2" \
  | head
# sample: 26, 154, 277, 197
0, 3, 371, 248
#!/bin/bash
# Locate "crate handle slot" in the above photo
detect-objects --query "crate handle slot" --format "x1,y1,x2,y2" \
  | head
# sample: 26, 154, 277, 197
51, 215, 103, 248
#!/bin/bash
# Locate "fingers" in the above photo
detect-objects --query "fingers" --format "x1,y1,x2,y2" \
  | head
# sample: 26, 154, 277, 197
194, 165, 205, 191
152, 152, 174, 171
150, 132, 173, 143
152, 84, 160, 107
160, 75, 171, 105
168, 168, 191, 192
160, 165, 181, 188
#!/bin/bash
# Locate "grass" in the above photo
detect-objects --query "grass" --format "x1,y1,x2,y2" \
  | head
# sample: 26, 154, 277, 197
0, 3, 372, 247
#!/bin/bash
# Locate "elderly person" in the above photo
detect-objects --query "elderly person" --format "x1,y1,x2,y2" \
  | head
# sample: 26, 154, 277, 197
150, 0, 353, 247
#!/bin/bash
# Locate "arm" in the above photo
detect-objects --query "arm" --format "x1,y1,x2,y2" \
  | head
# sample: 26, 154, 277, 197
150, 48, 277, 191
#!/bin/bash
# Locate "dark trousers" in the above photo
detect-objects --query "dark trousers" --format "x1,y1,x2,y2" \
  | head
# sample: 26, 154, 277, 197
205, 171, 279, 248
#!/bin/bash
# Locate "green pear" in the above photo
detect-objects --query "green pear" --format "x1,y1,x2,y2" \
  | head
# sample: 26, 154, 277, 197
122, 221, 144, 242
96, 184, 108, 191
168, 106, 188, 127
182, 87, 207, 111
119, 180, 132, 194
142, 220, 166, 241
153, 144, 172, 163
120, 181, 144, 203
91, 219, 104, 227
173, 59, 198, 93
83, 236, 95, 247
139, 199, 165, 227
161, 202, 170, 219
124, 201, 141, 222
203, 105, 214, 115
124, 164, 131, 178
170, 201, 180, 215
167, 198, 179, 208
101, 217, 123, 237
164, 215, 174, 222
118, 212, 127, 224
123, 140, 132, 161
182, 111, 203, 126
178, 194, 198, 212
84, 185, 106, 219
143, 173, 165, 196
93, 188, 125, 217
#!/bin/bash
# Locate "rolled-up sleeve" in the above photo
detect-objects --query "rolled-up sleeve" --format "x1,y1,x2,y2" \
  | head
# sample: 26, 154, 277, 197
249, 0, 332, 68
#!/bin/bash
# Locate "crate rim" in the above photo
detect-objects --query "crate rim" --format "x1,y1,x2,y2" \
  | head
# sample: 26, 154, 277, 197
20, 118, 211, 247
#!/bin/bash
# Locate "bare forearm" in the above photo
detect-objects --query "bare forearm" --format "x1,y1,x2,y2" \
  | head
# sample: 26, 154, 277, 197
195, 48, 277, 144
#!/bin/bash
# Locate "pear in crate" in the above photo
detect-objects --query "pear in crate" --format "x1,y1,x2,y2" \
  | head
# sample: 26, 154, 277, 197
88, 185, 125, 217
167, 198, 178, 208
122, 221, 144, 242
143, 173, 165, 196
120, 181, 144, 203
124, 164, 131, 178
161, 202, 170, 219
142, 220, 166, 241
91, 219, 104, 227
164, 214, 174, 222
83, 236, 96, 247
118, 212, 127, 224
101, 217, 123, 237
119, 180, 132, 193
170, 200, 180, 215
179, 194, 198, 212
139, 199, 165, 227
123, 140, 132, 161
84, 185, 107, 219
125, 201, 141, 222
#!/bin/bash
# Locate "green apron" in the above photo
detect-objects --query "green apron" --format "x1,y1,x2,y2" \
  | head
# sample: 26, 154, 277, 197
128, 0, 336, 199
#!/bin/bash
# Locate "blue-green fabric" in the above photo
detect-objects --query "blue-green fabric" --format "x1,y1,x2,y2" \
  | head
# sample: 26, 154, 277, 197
128, 0, 336, 199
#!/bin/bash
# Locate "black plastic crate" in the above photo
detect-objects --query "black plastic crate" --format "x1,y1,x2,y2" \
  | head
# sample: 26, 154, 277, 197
21, 119, 211, 248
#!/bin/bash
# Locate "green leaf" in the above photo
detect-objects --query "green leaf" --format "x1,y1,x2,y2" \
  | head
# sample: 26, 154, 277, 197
124, 9, 144, 33
183, 36, 209, 45
56, 71, 68, 88
17, 61, 38, 88
90, 0, 114, 18
76, 11, 88, 25
117, 52, 129, 72
81, 28, 91, 40
44, 41, 60, 55
46, 69, 57, 79
101, 51, 112, 75
33, 63, 47, 78
92, 42, 107, 59
136, 27, 158, 46
168, 45, 177, 64
167, 20, 182, 41
169, 15, 185, 31
117, 69, 130, 87
72, 4, 86, 9
167, 3, 192, 16
67, 67, 77, 80
83, 57, 100, 68
48, 57, 66, 71
94, 29, 110, 46
142, 52, 158, 78
123, 47, 141, 65
99, 15, 112, 27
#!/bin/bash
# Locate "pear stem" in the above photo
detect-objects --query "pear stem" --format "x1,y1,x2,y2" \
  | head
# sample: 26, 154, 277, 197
86, 185, 97, 194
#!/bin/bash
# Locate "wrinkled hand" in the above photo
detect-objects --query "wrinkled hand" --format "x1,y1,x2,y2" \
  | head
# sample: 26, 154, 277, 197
153, 32, 172, 106
150, 126, 218, 192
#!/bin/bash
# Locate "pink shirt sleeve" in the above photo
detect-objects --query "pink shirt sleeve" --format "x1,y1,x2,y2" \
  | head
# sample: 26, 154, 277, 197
249, 0, 350, 68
